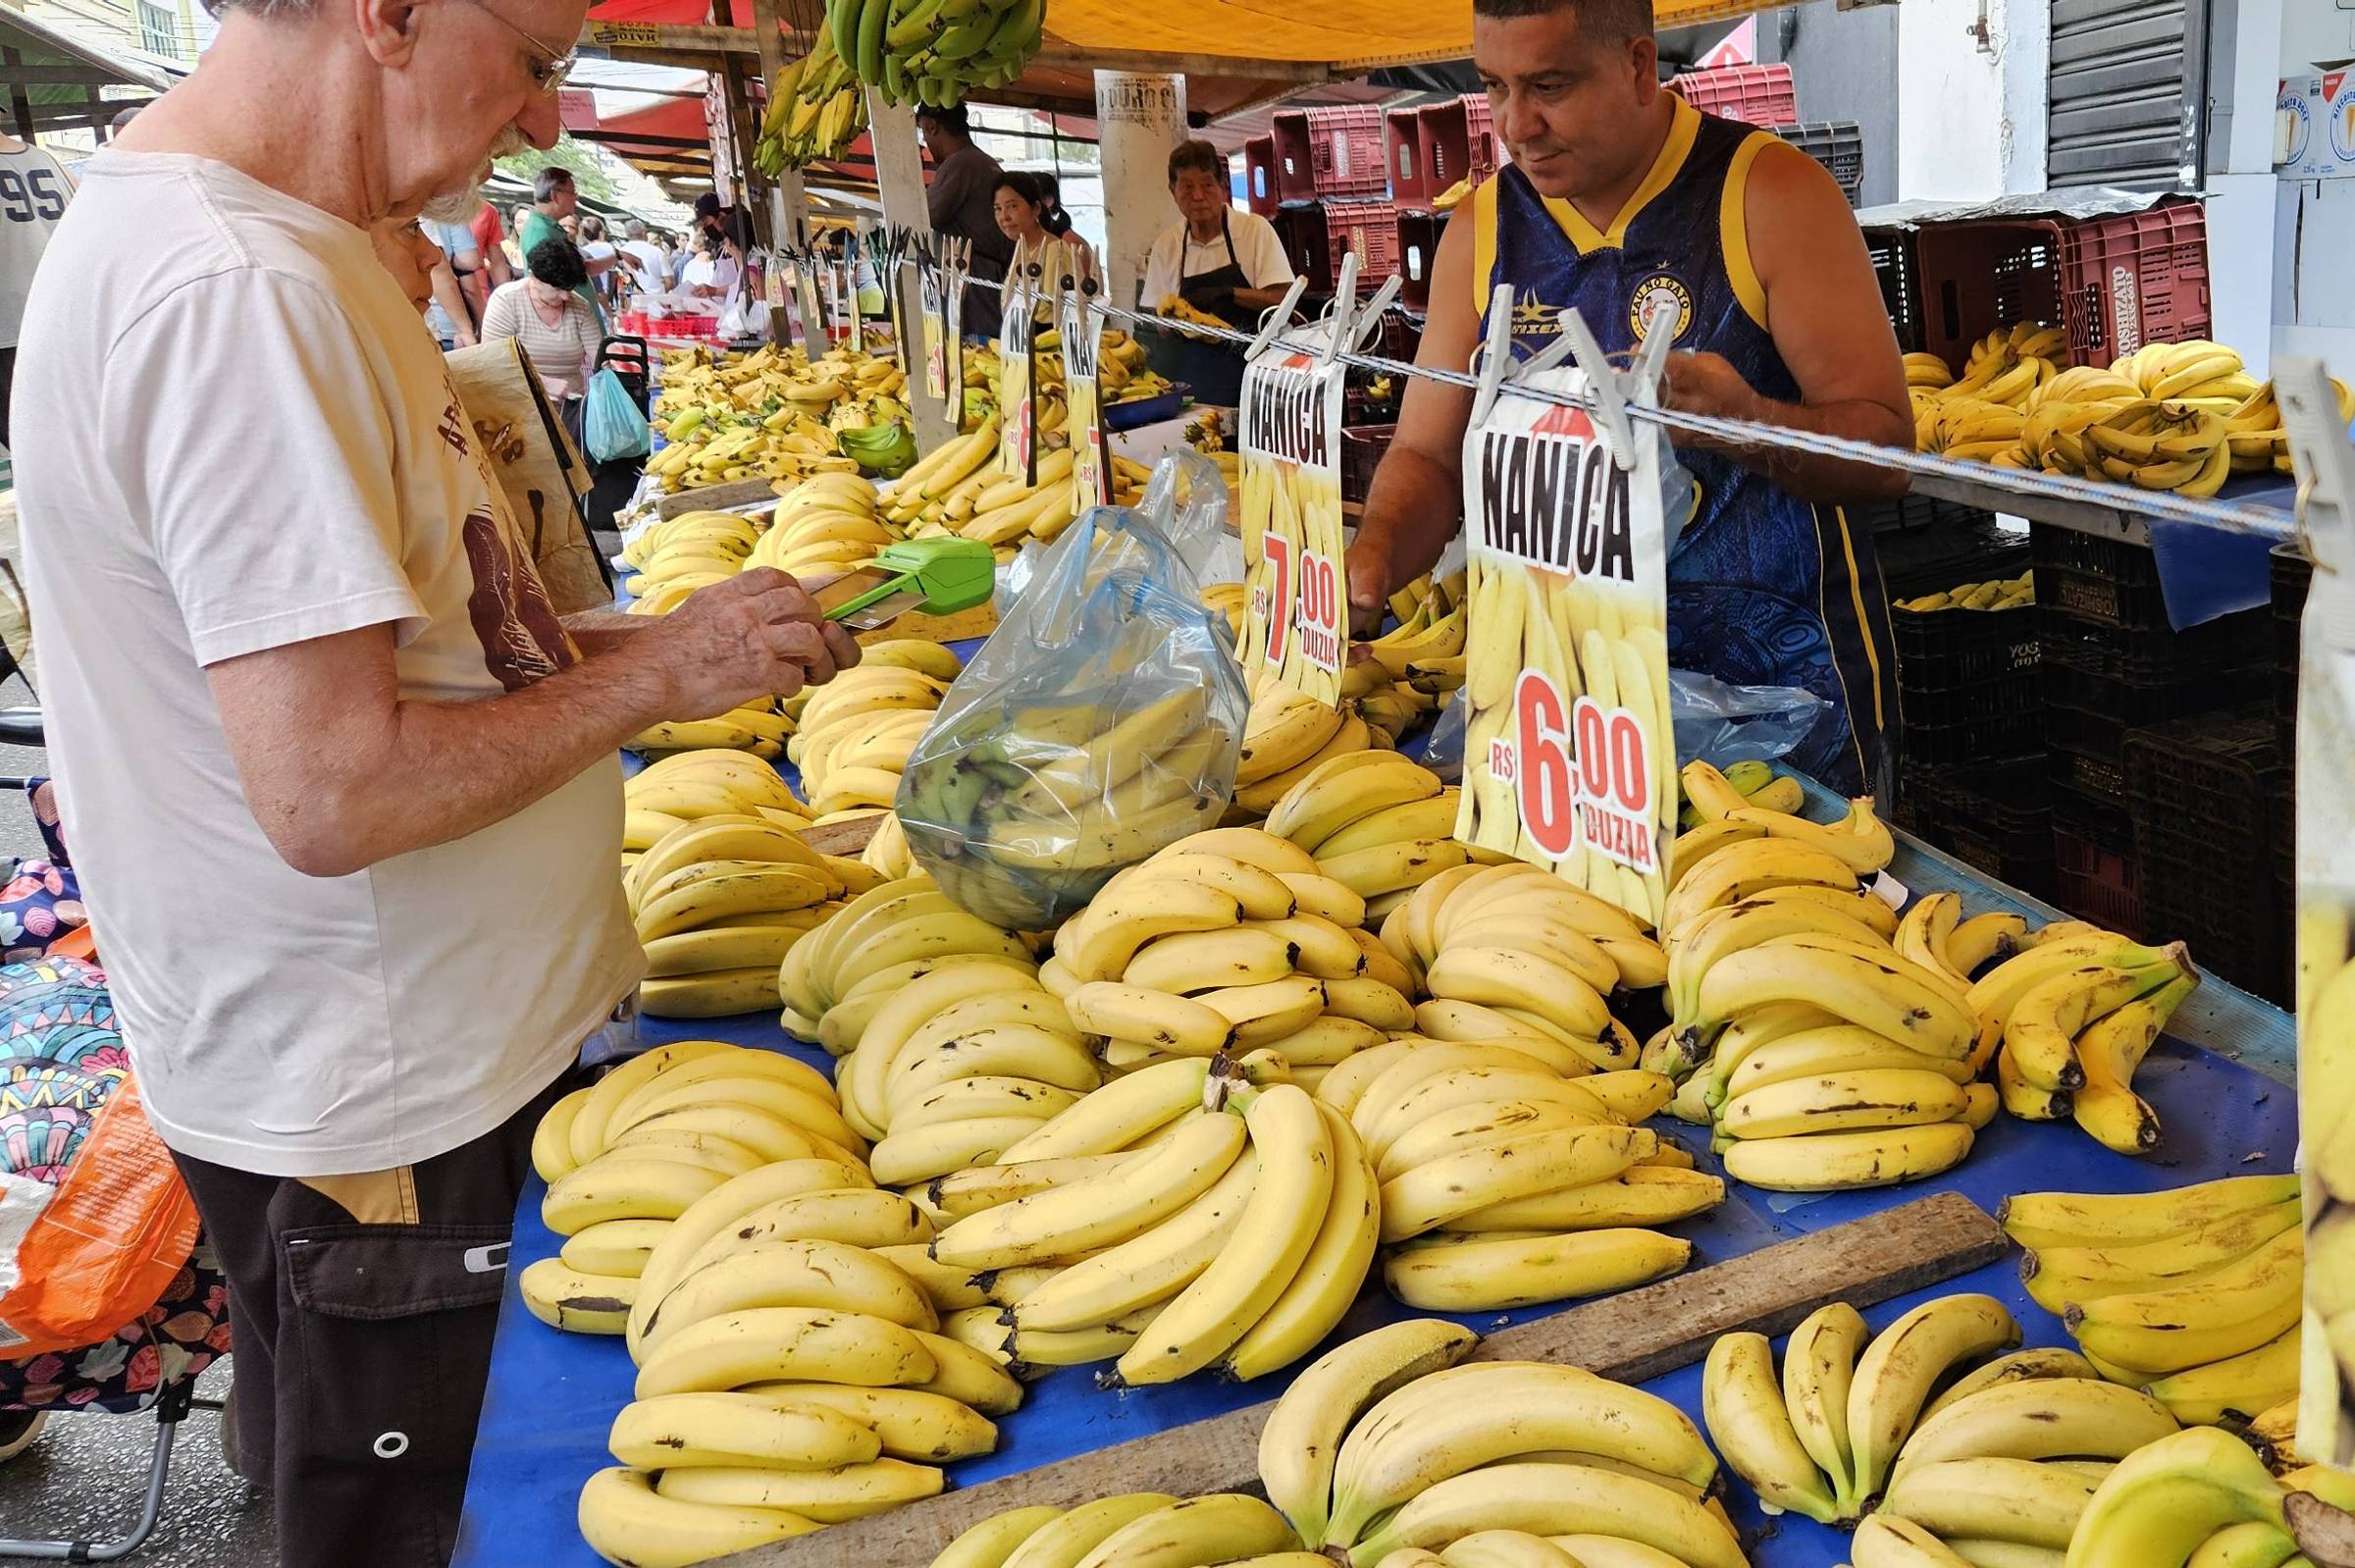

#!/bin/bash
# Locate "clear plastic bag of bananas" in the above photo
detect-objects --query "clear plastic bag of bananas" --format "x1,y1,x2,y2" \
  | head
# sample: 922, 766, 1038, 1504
897, 463, 1250, 931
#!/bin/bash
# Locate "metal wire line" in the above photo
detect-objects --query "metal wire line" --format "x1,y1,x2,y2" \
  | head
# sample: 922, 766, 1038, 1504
877, 251, 2301, 542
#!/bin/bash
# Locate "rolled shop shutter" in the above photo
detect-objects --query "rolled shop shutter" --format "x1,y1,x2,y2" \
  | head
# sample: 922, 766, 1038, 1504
2047, 0, 2212, 190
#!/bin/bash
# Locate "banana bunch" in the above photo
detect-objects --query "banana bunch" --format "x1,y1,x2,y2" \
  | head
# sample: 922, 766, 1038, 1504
2116, 339, 2260, 404
860, 809, 915, 881
746, 470, 896, 582
787, 662, 953, 819
951, 447, 1082, 549
1349, 570, 1469, 744
2305, 916, 2355, 1470
2036, 1426, 2355, 1568
878, 422, 1000, 531
1340, 656, 1437, 748
1232, 671, 1388, 818
1904, 352, 1955, 392
1312, 1038, 1709, 1312
648, 347, 904, 496
1204, 582, 1248, 646
825, 0, 1043, 109
898, 688, 1239, 931
645, 416, 862, 497
623, 750, 813, 858
1675, 757, 1805, 831
1917, 396, 2027, 462
2002, 1175, 2305, 1424
1894, 572, 2034, 613
1653, 793, 1993, 1190
811, 922, 1101, 1186
2073, 398, 2238, 498
920, 1058, 1383, 1386
1457, 559, 1676, 924
1041, 825, 1406, 1090
756, 26, 867, 174
622, 814, 877, 1019
623, 510, 761, 610
1965, 928, 2197, 1150
629, 697, 799, 761
837, 421, 917, 479
775, 867, 1027, 1025
569, 1091, 1023, 1566
524, 1040, 872, 1331
1377, 858, 1667, 1036
1702, 1292, 2019, 1526
1264, 751, 1504, 929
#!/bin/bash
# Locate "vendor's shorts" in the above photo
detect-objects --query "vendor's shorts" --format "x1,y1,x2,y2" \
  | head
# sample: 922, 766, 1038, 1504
171, 1068, 579, 1568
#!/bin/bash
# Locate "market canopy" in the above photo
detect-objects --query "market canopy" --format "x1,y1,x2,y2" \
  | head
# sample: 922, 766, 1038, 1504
0, 8, 185, 138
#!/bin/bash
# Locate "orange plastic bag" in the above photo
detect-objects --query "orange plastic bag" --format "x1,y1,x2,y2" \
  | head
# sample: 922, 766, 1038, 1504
0, 1071, 200, 1358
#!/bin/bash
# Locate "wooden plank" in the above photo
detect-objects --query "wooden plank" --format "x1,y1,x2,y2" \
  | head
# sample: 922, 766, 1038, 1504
733, 1191, 2009, 1567
655, 478, 783, 518
576, 20, 1341, 82
797, 813, 883, 859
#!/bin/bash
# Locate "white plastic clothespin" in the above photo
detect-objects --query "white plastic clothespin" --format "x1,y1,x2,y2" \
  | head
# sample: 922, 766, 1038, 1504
1248, 278, 1313, 361
1349, 276, 1406, 358
1469, 284, 1518, 426
1558, 302, 1672, 473
1318, 252, 1364, 370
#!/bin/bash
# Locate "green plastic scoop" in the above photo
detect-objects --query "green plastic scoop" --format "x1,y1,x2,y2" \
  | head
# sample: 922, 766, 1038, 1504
814, 536, 997, 630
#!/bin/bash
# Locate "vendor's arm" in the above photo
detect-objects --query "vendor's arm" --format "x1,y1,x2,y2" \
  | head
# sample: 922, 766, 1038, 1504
1663, 142, 1912, 502
209, 573, 857, 879
1344, 211, 1479, 638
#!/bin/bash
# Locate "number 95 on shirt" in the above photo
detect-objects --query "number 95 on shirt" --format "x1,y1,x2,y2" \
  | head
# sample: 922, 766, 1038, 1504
1457, 379, 1678, 928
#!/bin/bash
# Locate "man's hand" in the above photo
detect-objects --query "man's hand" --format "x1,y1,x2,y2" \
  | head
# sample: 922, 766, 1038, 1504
1661, 351, 1763, 426
1345, 525, 1401, 641
631, 569, 861, 719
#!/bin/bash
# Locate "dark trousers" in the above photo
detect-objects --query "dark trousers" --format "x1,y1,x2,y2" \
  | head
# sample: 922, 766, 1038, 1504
172, 1069, 578, 1568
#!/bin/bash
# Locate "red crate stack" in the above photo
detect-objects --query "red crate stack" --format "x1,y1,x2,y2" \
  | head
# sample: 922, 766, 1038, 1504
1387, 105, 1435, 211
1421, 95, 1499, 197
2054, 199, 2212, 367
1669, 62, 1799, 127
1276, 200, 1402, 289
1243, 136, 1280, 219
1271, 106, 1387, 202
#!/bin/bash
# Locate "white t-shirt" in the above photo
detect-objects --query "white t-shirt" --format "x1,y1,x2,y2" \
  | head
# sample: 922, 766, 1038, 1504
12, 152, 640, 1177
683, 253, 741, 296
619, 238, 667, 296
1140, 209, 1296, 308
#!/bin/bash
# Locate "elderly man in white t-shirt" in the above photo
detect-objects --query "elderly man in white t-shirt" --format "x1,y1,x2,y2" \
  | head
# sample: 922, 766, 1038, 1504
8, 2, 859, 1564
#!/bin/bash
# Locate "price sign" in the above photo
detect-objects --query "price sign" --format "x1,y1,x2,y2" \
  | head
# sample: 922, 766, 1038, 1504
1238, 331, 1347, 706
794, 261, 825, 355
920, 266, 949, 406
840, 245, 865, 356
1059, 286, 1114, 510
1457, 365, 1676, 927
998, 276, 1038, 484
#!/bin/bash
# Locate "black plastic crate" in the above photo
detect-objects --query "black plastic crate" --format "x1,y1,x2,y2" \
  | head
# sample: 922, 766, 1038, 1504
1893, 601, 2039, 690
1340, 424, 1396, 507
2126, 715, 2289, 1002
2049, 741, 2129, 808
1924, 758, 2053, 899
2273, 543, 2310, 748
2028, 523, 2168, 631
1849, 492, 1995, 537
1908, 710, 2043, 766
1877, 522, 2030, 602
1775, 121, 1864, 205
2054, 825, 2143, 938
2036, 606, 2271, 688
2050, 780, 2134, 850
2037, 655, 2267, 769
1867, 227, 1922, 355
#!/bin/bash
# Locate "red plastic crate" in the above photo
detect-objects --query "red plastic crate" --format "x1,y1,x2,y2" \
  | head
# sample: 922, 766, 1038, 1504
1910, 220, 2067, 375
1244, 136, 1279, 218
1271, 106, 1387, 202
2054, 825, 2144, 938
1387, 106, 1434, 210
1341, 424, 1396, 505
619, 311, 721, 342
1276, 200, 1402, 288
1396, 211, 1444, 310
1422, 95, 1500, 195
1670, 63, 1799, 128
2054, 199, 2212, 366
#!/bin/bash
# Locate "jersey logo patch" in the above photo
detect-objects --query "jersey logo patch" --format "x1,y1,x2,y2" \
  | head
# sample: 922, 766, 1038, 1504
1630, 274, 1695, 344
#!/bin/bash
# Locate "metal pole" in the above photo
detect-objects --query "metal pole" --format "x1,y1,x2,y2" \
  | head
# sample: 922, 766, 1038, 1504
750, 0, 811, 343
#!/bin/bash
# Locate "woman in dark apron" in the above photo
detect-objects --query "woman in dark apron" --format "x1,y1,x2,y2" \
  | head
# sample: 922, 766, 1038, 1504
1149, 138, 1303, 410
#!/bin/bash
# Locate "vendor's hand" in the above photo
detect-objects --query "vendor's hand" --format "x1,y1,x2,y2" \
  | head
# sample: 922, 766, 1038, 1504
1344, 528, 1398, 641
1182, 284, 1236, 317
637, 569, 863, 717
1661, 351, 1762, 426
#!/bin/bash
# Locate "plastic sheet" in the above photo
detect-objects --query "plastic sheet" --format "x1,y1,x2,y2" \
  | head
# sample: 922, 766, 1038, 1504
456, 1006, 2294, 1568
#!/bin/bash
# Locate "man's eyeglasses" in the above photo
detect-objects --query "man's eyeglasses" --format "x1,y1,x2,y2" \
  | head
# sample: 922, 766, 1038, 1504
461, 0, 578, 95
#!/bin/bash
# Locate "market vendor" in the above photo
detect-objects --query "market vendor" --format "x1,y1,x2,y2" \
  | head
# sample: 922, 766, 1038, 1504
1139, 137, 1299, 406
8, 4, 861, 1566
1344, 0, 1910, 793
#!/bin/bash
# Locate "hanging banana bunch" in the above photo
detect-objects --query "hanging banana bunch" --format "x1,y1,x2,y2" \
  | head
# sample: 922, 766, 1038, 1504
757, 24, 871, 175
824, 0, 1045, 108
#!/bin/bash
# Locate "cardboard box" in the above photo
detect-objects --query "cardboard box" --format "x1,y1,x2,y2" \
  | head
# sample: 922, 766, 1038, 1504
2280, 69, 2355, 180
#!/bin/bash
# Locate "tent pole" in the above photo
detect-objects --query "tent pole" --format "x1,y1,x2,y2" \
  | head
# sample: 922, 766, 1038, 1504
1093, 71, 1187, 313
750, 0, 811, 344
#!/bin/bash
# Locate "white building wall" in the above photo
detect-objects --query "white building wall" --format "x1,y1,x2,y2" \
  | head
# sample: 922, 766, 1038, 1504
1897, 0, 2049, 200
